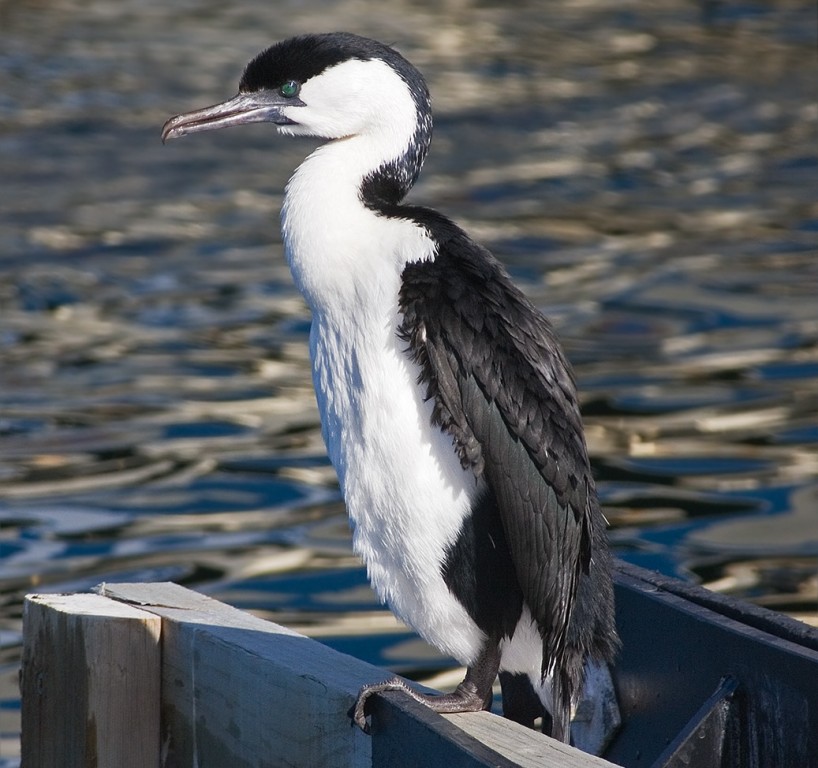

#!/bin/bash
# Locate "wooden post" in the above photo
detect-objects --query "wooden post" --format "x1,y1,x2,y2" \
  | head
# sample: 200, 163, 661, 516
21, 593, 161, 768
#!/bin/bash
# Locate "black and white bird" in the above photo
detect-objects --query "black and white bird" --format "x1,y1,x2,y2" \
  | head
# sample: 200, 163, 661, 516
162, 32, 619, 745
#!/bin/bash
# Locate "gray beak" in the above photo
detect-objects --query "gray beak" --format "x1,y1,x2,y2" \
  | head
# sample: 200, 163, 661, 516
161, 91, 301, 143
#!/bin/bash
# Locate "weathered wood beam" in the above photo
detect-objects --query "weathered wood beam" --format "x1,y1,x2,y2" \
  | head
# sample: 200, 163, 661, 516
21, 593, 162, 768
22, 582, 618, 768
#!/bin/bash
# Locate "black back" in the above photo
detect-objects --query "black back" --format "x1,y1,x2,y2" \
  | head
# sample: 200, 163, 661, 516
397, 210, 618, 727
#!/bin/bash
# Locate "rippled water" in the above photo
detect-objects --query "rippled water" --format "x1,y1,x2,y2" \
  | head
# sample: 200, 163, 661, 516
1, 0, 817, 761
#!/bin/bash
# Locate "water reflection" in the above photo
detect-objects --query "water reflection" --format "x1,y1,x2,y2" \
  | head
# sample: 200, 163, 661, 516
1, 0, 817, 762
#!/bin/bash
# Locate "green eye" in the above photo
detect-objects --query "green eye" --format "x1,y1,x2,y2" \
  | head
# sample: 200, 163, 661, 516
279, 80, 300, 98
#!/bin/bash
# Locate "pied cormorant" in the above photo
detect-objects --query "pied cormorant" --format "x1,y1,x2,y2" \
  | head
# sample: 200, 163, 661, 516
162, 32, 619, 747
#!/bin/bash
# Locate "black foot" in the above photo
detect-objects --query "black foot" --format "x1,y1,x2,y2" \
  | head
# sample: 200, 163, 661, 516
352, 676, 489, 734
499, 671, 544, 729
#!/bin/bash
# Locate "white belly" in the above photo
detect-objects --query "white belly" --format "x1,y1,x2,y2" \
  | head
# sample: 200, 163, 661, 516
310, 308, 485, 666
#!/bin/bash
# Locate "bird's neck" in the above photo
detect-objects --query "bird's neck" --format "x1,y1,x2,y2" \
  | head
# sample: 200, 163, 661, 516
281, 125, 433, 316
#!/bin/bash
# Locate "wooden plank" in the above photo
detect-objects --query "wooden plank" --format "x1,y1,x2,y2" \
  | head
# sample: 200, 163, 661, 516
371, 692, 527, 768
101, 581, 372, 768
98, 581, 616, 768
608, 562, 818, 767
653, 676, 739, 768
372, 693, 617, 768
25, 568, 817, 768
21, 593, 161, 768
446, 710, 617, 768
619, 562, 818, 653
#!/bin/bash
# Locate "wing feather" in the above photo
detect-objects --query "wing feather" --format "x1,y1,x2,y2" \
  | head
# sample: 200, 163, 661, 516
399, 222, 595, 675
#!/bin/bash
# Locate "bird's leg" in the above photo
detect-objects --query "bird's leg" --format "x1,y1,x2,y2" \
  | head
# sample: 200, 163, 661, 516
352, 642, 501, 733
499, 671, 544, 729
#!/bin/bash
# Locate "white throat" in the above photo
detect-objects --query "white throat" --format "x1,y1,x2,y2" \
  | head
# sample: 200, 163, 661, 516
280, 58, 433, 314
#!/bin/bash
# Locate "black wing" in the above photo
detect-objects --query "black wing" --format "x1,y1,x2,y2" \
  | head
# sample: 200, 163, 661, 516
398, 216, 596, 677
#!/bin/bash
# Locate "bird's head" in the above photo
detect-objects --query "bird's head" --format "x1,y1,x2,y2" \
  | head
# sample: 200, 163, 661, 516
161, 33, 431, 147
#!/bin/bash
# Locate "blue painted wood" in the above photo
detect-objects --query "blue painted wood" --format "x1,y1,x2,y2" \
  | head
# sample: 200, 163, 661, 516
606, 562, 818, 767
370, 691, 523, 768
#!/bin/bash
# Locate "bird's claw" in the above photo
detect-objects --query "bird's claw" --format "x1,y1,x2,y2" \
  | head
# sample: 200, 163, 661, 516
351, 677, 408, 733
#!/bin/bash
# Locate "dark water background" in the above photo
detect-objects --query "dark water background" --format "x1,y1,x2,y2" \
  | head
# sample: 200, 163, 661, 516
1, 0, 817, 761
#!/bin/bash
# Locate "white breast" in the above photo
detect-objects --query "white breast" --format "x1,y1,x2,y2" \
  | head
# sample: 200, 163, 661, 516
311, 303, 484, 665
281, 135, 485, 666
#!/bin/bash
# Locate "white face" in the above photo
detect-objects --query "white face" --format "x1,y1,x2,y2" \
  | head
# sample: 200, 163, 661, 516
162, 54, 424, 167
277, 58, 418, 142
